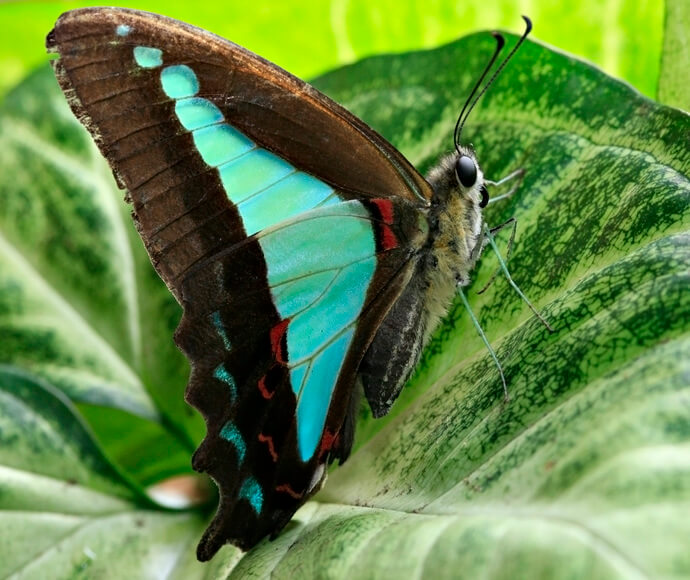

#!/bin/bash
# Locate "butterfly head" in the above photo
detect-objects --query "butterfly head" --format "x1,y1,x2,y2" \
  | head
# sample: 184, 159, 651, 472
424, 146, 489, 280
426, 148, 487, 280
443, 15, 533, 212
424, 17, 532, 294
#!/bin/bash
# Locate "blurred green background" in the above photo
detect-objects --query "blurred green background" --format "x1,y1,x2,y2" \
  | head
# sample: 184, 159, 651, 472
0, 0, 664, 100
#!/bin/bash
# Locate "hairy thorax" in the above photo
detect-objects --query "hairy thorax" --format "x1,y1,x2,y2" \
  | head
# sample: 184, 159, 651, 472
421, 155, 485, 342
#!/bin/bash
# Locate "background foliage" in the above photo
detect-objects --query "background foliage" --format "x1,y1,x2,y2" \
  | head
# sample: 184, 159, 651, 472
0, 0, 667, 101
0, 1, 688, 578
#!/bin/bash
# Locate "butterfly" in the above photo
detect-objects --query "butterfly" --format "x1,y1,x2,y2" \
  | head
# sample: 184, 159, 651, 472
47, 8, 535, 561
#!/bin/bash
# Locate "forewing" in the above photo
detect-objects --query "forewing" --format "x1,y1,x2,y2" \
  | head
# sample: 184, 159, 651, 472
47, 7, 433, 215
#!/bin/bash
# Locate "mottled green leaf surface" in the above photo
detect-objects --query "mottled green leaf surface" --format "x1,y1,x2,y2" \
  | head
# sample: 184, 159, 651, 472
0, 367, 206, 578
307, 33, 690, 579
0, 69, 201, 483
1, 27, 688, 578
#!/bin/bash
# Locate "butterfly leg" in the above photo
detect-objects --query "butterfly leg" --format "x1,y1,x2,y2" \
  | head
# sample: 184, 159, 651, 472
483, 224, 554, 332
477, 217, 517, 295
486, 168, 525, 205
457, 286, 509, 399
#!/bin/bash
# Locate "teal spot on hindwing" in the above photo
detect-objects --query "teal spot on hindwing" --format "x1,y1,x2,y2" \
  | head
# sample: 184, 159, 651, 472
211, 311, 232, 350
133, 46, 162, 69
213, 364, 237, 402
175, 98, 223, 130
192, 125, 254, 167
239, 477, 263, 514
161, 65, 199, 98
116, 24, 131, 37
220, 421, 246, 464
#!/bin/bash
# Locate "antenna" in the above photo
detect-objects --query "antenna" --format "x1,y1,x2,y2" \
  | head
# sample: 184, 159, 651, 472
454, 16, 533, 148
453, 32, 505, 154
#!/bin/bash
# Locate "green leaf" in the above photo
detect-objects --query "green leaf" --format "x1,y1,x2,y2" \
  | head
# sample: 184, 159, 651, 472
0, 366, 207, 578
2, 25, 689, 577
306, 34, 690, 578
0, 68, 202, 483
0, 2, 664, 100
658, 0, 690, 110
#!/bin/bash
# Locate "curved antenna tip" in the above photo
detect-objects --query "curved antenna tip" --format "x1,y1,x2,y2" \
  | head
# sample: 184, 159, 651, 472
454, 15, 533, 148
521, 15, 533, 32
491, 31, 506, 49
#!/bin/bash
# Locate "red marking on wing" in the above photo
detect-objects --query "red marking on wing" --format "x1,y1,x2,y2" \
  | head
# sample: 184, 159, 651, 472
276, 483, 303, 499
258, 433, 278, 462
381, 224, 398, 251
270, 318, 290, 364
372, 198, 394, 224
319, 428, 339, 460
257, 375, 274, 399
370, 198, 398, 250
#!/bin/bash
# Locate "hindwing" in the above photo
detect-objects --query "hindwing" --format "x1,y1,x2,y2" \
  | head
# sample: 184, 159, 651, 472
179, 200, 423, 556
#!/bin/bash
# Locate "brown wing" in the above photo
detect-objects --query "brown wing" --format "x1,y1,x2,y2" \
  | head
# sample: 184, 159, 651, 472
47, 7, 431, 560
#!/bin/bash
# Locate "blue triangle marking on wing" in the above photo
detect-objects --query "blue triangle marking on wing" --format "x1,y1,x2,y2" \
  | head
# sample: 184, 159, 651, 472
132, 48, 377, 464
219, 421, 246, 465
239, 476, 263, 514
258, 202, 376, 461
131, 46, 340, 236
160, 64, 198, 98
213, 364, 237, 402
133, 46, 162, 68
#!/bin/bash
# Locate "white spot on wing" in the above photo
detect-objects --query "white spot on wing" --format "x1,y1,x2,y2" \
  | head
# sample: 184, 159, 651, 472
308, 464, 326, 494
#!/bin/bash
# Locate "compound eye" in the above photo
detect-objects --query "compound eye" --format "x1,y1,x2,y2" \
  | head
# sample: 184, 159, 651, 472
456, 155, 477, 187
479, 184, 489, 208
